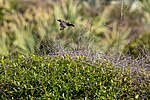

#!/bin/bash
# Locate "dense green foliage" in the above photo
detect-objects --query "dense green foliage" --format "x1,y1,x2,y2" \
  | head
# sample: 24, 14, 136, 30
0, 54, 149, 99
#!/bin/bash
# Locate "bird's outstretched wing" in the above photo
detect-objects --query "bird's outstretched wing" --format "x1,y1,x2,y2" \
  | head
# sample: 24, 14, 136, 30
66, 22, 75, 27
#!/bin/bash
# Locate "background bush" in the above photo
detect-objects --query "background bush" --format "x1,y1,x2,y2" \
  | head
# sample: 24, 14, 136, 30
0, 0, 149, 55
123, 32, 150, 57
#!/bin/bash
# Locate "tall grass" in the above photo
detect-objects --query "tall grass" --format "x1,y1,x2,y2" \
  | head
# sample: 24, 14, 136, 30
0, 0, 149, 55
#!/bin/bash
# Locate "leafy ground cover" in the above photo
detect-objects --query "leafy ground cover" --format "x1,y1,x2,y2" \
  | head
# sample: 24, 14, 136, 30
0, 52, 149, 99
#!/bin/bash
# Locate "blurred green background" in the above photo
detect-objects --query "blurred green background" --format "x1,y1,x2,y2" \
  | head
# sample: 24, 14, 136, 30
0, 0, 150, 56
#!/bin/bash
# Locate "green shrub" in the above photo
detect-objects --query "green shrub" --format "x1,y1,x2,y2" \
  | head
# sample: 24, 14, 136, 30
0, 54, 149, 99
123, 32, 150, 57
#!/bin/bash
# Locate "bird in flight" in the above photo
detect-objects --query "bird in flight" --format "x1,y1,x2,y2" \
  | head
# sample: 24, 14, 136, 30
57, 19, 75, 30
